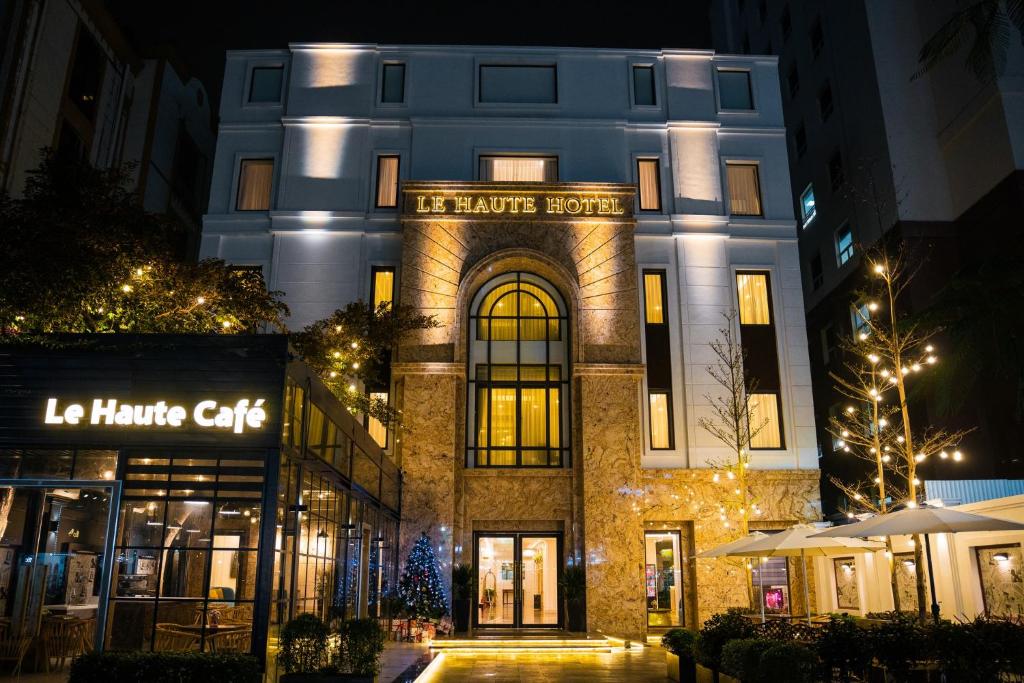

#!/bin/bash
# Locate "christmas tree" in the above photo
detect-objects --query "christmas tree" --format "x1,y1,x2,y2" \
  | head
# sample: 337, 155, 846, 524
397, 532, 448, 619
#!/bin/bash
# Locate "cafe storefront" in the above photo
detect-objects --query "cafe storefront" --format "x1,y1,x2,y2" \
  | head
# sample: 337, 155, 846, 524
0, 335, 400, 670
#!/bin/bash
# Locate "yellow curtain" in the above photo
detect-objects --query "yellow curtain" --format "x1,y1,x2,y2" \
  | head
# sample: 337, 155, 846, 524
367, 391, 388, 447
649, 392, 670, 449
376, 156, 399, 207
373, 270, 394, 309
736, 273, 771, 325
638, 159, 661, 211
520, 388, 546, 447
490, 388, 516, 447
482, 157, 554, 182
644, 273, 665, 324
727, 163, 762, 216
237, 159, 273, 210
548, 388, 560, 448
748, 393, 781, 448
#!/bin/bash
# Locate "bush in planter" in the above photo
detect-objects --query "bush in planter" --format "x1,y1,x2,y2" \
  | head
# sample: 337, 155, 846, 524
867, 614, 930, 682
337, 618, 386, 678
662, 628, 698, 658
759, 641, 818, 683
451, 563, 473, 632
814, 613, 872, 681
70, 652, 260, 683
559, 564, 587, 632
279, 613, 332, 675
695, 609, 757, 674
929, 617, 1024, 682
720, 638, 774, 682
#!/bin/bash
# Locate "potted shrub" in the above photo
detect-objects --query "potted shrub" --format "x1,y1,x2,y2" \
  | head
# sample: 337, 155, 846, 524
279, 613, 336, 682
720, 638, 774, 683
661, 628, 698, 683
559, 564, 587, 632
336, 618, 386, 682
868, 614, 931, 682
695, 609, 756, 683
814, 613, 872, 682
451, 563, 473, 633
759, 641, 818, 683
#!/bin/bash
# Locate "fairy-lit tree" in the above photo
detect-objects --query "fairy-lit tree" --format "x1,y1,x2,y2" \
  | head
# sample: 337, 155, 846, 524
829, 244, 971, 622
698, 310, 769, 606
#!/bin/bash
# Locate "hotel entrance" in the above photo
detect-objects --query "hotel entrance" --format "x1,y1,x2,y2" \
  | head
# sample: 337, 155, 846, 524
474, 533, 560, 629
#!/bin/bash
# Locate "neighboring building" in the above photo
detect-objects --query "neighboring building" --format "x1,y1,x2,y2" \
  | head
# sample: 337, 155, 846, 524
0, 0, 214, 252
201, 43, 822, 637
711, 0, 1024, 509
0, 335, 399, 669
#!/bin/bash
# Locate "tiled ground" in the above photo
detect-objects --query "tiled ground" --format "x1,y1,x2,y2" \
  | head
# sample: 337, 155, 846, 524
418, 646, 668, 682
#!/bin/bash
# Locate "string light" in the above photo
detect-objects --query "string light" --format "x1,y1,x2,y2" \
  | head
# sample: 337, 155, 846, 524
874, 264, 885, 274
953, 451, 963, 462
121, 284, 132, 293
196, 296, 205, 304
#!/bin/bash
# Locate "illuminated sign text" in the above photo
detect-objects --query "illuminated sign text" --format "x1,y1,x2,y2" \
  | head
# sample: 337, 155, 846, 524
44, 398, 268, 434
414, 194, 625, 216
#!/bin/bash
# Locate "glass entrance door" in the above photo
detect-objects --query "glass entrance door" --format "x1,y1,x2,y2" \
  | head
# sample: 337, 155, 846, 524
645, 530, 683, 627
474, 533, 560, 628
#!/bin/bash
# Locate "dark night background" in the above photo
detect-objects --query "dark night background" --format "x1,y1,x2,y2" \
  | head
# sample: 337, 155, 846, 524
105, 0, 713, 116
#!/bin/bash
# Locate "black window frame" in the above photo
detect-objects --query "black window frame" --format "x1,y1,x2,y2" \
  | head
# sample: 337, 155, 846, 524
828, 150, 845, 191
235, 158, 274, 212
636, 158, 662, 212
717, 69, 755, 111
735, 270, 785, 451
374, 154, 400, 209
380, 62, 406, 104
248, 66, 284, 104
632, 65, 657, 106
478, 64, 558, 105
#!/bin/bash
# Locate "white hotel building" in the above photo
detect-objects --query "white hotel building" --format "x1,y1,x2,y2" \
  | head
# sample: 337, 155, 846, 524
201, 43, 821, 636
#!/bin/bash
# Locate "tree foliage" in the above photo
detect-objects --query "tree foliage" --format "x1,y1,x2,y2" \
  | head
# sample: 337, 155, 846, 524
915, 0, 1024, 83
0, 152, 288, 334
397, 532, 448, 619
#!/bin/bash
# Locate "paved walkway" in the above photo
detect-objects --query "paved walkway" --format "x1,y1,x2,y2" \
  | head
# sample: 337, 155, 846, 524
417, 646, 668, 682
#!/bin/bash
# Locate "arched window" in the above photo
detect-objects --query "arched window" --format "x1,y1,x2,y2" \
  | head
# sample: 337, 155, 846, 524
467, 272, 569, 467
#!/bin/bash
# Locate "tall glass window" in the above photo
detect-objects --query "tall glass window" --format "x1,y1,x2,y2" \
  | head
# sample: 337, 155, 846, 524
467, 273, 569, 467
800, 184, 816, 227
726, 163, 763, 216
836, 224, 854, 266
479, 156, 558, 182
637, 159, 661, 212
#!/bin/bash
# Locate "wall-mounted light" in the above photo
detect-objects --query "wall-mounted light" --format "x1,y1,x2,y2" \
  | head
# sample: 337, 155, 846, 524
902, 559, 915, 568
317, 528, 329, 540
840, 563, 852, 572
993, 553, 1010, 564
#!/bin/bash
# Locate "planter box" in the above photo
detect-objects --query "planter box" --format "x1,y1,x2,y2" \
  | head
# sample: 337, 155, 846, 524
666, 652, 697, 683
281, 674, 373, 683
695, 664, 739, 683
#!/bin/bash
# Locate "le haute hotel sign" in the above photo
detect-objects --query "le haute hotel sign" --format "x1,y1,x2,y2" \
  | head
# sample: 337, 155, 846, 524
403, 184, 634, 219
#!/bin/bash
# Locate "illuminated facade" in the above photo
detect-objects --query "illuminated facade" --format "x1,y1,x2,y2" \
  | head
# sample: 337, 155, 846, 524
202, 44, 822, 636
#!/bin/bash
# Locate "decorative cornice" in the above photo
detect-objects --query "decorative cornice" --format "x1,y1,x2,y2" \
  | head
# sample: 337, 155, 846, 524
391, 362, 464, 378
573, 363, 646, 377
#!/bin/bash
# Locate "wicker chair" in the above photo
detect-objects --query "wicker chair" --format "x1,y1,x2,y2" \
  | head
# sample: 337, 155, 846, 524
207, 628, 251, 653
154, 624, 200, 651
0, 636, 32, 678
40, 617, 92, 672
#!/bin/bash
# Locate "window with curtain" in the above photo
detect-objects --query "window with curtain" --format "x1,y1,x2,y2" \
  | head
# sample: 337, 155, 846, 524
372, 267, 394, 310
748, 392, 782, 449
727, 163, 762, 216
643, 272, 665, 324
468, 273, 568, 467
479, 156, 557, 182
375, 155, 399, 208
633, 65, 656, 105
637, 159, 661, 211
736, 272, 771, 325
236, 159, 273, 211
367, 391, 388, 448
649, 392, 672, 449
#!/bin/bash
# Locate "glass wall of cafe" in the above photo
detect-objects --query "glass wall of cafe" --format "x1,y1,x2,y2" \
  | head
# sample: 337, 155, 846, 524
0, 348, 399, 668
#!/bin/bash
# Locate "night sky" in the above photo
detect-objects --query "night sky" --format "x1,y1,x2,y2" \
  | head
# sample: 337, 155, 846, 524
105, 0, 713, 117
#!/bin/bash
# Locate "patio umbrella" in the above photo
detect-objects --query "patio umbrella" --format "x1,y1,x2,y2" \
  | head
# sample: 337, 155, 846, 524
727, 525, 885, 624
812, 506, 1024, 622
697, 532, 770, 621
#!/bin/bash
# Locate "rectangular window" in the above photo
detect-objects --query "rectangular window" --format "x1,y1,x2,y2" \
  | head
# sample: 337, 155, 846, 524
727, 163, 763, 216
637, 159, 661, 211
249, 66, 283, 103
479, 155, 558, 182
819, 81, 834, 121
794, 123, 807, 157
633, 65, 656, 106
758, 0, 767, 22
372, 267, 395, 310
820, 323, 837, 364
787, 64, 799, 98
781, 5, 792, 40
381, 63, 405, 103
736, 272, 771, 325
643, 271, 666, 324
236, 158, 273, 211
375, 155, 399, 208
67, 26, 105, 123
836, 224, 855, 266
800, 184, 817, 227
718, 70, 754, 110
811, 18, 824, 58
829, 150, 844, 190
852, 303, 871, 337
810, 252, 823, 290
748, 392, 782, 449
479, 64, 557, 104
367, 391, 388, 448
649, 392, 673, 449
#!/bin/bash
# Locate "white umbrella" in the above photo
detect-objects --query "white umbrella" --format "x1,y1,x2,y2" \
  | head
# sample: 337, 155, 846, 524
697, 532, 768, 621
728, 525, 885, 624
811, 506, 1024, 621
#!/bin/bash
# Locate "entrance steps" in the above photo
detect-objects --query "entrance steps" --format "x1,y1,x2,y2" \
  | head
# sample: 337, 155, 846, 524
430, 630, 614, 653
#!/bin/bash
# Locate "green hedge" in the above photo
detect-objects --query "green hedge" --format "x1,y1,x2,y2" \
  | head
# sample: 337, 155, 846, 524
69, 652, 261, 683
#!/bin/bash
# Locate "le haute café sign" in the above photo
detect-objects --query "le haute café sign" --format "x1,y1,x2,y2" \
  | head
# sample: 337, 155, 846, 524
411, 192, 626, 217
